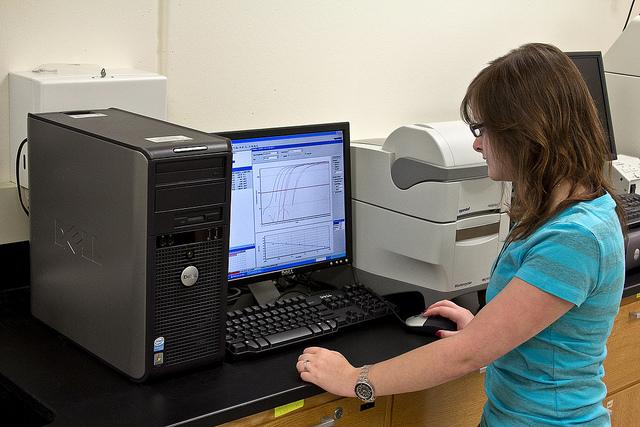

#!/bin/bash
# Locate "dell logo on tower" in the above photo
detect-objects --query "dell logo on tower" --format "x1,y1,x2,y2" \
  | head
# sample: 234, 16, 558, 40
181, 266, 199, 287
54, 219, 101, 265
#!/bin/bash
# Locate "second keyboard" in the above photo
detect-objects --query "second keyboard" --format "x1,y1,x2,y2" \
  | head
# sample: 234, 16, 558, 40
620, 192, 640, 228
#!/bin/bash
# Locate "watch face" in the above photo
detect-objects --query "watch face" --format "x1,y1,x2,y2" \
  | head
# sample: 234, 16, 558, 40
355, 382, 374, 401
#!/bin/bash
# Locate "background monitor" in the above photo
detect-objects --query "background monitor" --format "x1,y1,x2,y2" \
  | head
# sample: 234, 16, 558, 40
566, 51, 617, 160
216, 123, 352, 285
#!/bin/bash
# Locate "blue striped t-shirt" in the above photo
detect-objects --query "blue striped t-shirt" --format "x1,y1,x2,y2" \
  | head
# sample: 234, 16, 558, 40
481, 193, 625, 426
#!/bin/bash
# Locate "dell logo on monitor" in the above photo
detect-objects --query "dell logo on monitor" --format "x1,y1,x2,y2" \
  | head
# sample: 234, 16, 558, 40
54, 219, 101, 265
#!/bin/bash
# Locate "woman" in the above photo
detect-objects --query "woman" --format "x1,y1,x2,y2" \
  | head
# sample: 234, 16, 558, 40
295, 43, 626, 426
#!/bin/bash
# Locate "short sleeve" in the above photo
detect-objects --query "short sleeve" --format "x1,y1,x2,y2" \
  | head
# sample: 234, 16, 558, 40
514, 222, 601, 307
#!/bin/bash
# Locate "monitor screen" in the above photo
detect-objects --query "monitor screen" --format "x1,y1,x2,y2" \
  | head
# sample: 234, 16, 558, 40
215, 123, 352, 284
566, 51, 617, 160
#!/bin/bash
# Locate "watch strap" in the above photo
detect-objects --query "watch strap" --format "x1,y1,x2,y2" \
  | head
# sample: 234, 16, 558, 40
358, 365, 371, 382
354, 365, 375, 402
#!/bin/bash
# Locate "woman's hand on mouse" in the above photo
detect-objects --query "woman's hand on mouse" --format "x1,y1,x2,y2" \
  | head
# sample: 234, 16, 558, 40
423, 300, 474, 337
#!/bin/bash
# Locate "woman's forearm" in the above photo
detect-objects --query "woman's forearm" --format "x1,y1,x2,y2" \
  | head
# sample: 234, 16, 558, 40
368, 332, 484, 396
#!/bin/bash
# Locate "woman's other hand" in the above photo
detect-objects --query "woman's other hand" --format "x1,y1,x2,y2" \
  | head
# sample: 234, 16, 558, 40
296, 347, 359, 397
424, 300, 475, 337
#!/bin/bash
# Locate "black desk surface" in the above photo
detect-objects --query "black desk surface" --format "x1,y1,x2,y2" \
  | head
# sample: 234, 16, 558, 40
2, 266, 638, 427
0, 311, 432, 427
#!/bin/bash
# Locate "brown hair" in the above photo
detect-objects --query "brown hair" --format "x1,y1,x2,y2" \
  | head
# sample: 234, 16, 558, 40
460, 43, 625, 242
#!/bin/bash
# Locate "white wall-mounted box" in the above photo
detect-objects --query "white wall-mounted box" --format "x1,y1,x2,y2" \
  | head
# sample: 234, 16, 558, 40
10, 67, 167, 188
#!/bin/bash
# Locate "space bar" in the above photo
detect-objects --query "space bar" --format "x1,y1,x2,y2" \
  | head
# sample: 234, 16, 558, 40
266, 327, 314, 346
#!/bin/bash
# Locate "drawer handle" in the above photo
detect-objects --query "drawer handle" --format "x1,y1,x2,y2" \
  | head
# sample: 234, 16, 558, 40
314, 417, 336, 427
629, 312, 640, 320
313, 407, 343, 427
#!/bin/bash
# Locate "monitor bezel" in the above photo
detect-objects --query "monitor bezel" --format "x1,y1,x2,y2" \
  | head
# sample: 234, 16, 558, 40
214, 122, 353, 286
565, 50, 618, 160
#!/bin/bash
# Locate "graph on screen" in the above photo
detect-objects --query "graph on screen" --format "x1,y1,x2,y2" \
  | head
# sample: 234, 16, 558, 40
258, 161, 331, 225
261, 225, 331, 261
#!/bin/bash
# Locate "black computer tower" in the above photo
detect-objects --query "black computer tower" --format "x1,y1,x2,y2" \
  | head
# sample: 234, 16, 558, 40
28, 108, 231, 381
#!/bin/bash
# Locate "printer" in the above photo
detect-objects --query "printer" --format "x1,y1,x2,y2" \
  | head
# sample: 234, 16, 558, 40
351, 121, 510, 300
604, 15, 640, 275
604, 15, 640, 159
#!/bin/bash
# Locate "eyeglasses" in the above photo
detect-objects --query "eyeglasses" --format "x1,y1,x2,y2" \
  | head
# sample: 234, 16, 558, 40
469, 123, 485, 138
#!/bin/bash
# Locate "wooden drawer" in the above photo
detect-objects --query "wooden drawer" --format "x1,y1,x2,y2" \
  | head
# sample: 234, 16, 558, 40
603, 298, 640, 394
218, 392, 392, 427
604, 379, 640, 427
390, 370, 486, 427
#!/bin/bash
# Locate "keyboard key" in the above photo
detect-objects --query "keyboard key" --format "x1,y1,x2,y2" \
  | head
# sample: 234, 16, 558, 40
266, 327, 313, 345
318, 322, 331, 332
231, 342, 246, 353
246, 340, 260, 350
255, 337, 269, 349
309, 324, 322, 334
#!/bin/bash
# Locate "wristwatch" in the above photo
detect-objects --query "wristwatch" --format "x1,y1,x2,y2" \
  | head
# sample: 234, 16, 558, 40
354, 365, 376, 402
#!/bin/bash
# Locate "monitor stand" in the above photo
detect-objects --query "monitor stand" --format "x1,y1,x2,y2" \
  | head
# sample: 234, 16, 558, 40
248, 280, 281, 305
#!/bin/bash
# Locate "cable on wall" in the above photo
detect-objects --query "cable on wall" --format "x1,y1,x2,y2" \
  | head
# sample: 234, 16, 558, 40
623, 0, 637, 31
16, 138, 29, 216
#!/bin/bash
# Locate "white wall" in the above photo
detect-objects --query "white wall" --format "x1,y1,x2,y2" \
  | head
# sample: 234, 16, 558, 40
161, 0, 636, 140
0, 0, 158, 243
0, 0, 638, 244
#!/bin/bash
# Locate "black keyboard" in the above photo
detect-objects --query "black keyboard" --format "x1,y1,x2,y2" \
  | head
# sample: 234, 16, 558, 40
225, 284, 391, 359
620, 192, 640, 228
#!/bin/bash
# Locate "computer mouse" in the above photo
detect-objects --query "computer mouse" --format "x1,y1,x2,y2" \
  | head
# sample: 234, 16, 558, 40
404, 314, 457, 337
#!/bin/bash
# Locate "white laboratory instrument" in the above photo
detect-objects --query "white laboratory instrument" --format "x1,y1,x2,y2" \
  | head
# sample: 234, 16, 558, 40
351, 121, 510, 298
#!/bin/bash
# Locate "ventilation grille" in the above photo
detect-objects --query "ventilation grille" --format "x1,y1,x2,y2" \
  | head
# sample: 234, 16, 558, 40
154, 236, 225, 368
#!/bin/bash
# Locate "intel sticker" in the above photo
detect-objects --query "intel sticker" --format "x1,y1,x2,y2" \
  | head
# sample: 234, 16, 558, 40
154, 336, 165, 352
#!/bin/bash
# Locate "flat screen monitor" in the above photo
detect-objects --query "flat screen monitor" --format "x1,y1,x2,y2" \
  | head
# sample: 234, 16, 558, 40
215, 123, 352, 285
566, 51, 617, 160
